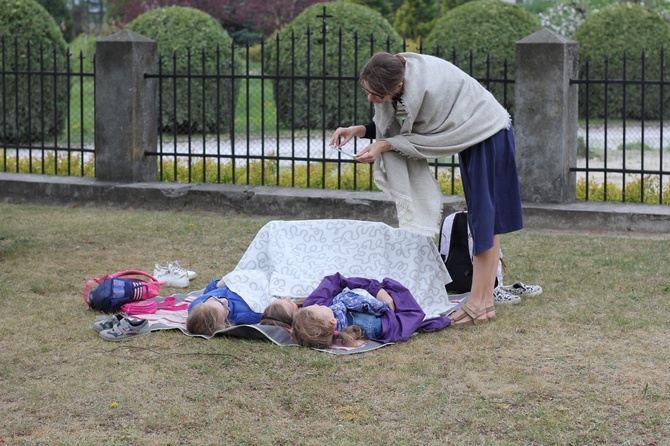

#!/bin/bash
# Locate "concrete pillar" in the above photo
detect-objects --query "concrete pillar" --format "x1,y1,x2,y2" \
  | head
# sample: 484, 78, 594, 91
515, 28, 579, 203
95, 30, 157, 183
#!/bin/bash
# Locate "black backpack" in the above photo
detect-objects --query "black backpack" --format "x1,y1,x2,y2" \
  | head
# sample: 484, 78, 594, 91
438, 211, 503, 294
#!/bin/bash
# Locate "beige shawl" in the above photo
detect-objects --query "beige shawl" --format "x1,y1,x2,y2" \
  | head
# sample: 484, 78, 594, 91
373, 53, 511, 236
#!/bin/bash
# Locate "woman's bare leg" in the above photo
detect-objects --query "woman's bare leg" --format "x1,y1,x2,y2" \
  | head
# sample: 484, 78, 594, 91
451, 235, 500, 325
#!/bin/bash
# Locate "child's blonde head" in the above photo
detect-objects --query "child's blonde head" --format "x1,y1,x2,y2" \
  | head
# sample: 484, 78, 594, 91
186, 303, 230, 335
290, 307, 365, 348
259, 300, 294, 329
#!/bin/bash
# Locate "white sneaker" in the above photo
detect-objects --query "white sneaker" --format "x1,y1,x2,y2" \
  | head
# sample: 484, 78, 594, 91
153, 261, 197, 281
153, 267, 189, 288
493, 287, 521, 305
168, 261, 197, 280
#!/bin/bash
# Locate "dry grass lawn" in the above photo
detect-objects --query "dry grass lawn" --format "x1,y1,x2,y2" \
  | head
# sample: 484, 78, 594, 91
0, 202, 668, 445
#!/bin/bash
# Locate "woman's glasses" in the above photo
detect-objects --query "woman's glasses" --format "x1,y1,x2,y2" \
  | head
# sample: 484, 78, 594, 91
361, 85, 385, 101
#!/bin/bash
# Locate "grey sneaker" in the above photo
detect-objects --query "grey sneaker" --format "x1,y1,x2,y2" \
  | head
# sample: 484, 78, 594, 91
494, 287, 521, 305
99, 317, 150, 342
499, 282, 543, 297
92, 314, 124, 333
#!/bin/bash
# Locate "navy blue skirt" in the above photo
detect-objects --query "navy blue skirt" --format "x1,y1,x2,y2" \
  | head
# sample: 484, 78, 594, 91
458, 126, 523, 255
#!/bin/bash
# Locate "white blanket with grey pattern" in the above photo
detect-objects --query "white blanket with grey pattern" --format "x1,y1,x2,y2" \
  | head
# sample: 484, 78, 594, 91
222, 219, 454, 318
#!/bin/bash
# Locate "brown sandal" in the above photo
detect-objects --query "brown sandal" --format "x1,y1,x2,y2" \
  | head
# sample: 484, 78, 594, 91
486, 306, 496, 321
450, 304, 488, 327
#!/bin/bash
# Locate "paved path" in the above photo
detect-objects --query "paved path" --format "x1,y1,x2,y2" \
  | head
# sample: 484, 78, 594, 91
577, 123, 670, 184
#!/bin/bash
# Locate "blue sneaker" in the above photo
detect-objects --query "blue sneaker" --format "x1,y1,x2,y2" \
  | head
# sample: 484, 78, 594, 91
92, 314, 124, 333
99, 317, 150, 342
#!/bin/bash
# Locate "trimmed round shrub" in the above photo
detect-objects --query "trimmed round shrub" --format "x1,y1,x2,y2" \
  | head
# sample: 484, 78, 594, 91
0, 0, 69, 143
441, 0, 476, 14
574, 3, 670, 120
127, 6, 240, 134
264, 2, 402, 129
424, 0, 541, 113
346, 0, 394, 21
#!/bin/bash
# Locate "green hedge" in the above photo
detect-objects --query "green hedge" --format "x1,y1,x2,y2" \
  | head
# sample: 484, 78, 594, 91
424, 0, 541, 113
574, 2, 670, 120
441, 0, 476, 14
127, 6, 240, 135
393, 0, 439, 41
264, 2, 402, 129
0, 0, 69, 143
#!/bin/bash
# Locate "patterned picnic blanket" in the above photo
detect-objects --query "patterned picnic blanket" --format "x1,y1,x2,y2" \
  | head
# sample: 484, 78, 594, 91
222, 219, 454, 319
133, 219, 461, 354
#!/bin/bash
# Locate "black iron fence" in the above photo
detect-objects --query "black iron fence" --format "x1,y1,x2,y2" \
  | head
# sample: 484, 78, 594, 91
0, 36, 94, 176
573, 50, 670, 204
143, 37, 513, 195
1, 31, 669, 204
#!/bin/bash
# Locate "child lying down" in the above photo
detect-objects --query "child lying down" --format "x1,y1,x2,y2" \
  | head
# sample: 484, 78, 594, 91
291, 273, 451, 349
186, 278, 298, 336
186, 273, 452, 348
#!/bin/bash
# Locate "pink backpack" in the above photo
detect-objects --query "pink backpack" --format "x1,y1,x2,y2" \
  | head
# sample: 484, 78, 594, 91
83, 270, 166, 313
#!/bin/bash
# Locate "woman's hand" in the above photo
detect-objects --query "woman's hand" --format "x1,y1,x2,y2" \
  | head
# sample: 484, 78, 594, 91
355, 140, 393, 163
376, 288, 395, 311
329, 125, 365, 147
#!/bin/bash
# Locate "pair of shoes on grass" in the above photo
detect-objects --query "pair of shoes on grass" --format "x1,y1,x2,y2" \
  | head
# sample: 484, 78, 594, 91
153, 261, 196, 288
494, 282, 543, 305
93, 314, 150, 342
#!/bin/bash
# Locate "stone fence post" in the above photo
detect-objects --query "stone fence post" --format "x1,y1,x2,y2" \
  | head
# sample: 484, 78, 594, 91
95, 29, 157, 183
515, 28, 579, 203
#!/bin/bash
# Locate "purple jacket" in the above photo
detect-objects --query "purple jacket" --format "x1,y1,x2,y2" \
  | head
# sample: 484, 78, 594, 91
303, 273, 451, 343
